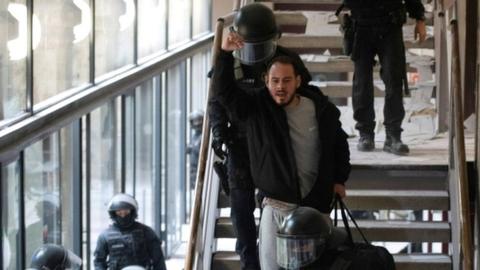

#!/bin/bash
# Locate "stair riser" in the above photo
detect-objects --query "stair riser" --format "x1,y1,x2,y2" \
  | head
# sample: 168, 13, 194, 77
215, 223, 450, 243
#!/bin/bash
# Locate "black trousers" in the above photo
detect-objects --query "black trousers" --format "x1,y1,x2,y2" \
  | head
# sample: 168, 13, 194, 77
227, 141, 259, 269
351, 24, 406, 136
230, 188, 258, 269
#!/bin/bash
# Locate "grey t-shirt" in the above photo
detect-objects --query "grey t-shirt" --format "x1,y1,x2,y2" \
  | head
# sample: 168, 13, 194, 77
284, 96, 320, 198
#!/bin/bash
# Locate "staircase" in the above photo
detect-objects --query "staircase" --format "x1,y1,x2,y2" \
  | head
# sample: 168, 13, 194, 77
209, 1, 453, 269
212, 165, 452, 270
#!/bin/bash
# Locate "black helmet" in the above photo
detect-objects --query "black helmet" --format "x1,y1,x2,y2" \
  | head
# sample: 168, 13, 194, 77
232, 3, 280, 65
28, 244, 82, 270
276, 207, 332, 269
107, 193, 138, 219
189, 110, 204, 129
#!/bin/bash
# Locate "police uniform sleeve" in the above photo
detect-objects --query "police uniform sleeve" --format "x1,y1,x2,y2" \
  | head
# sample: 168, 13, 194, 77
93, 234, 109, 270
404, 0, 425, 21
208, 98, 229, 142
144, 226, 167, 270
211, 50, 253, 120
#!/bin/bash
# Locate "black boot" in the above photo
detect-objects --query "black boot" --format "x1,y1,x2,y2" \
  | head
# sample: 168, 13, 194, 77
357, 134, 375, 152
383, 134, 409, 155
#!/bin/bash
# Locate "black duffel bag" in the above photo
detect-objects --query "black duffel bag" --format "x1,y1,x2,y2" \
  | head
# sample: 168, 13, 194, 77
329, 195, 396, 270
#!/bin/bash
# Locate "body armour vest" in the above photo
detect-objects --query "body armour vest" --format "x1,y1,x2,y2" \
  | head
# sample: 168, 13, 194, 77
104, 224, 150, 269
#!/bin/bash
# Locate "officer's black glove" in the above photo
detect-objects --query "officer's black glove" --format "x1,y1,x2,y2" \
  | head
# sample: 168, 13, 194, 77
212, 138, 227, 160
213, 161, 229, 196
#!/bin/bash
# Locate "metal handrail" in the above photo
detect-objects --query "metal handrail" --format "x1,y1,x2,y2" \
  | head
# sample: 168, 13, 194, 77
0, 34, 213, 163
449, 19, 474, 270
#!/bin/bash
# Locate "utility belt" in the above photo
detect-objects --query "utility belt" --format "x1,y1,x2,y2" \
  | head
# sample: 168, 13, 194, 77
337, 4, 406, 55
352, 6, 406, 27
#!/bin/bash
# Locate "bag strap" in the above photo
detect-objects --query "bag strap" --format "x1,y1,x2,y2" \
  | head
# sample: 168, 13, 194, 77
335, 4, 345, 17
334, 194, 370, 244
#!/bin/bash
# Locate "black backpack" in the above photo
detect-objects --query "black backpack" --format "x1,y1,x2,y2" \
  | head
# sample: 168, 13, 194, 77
329, 196, 396, 270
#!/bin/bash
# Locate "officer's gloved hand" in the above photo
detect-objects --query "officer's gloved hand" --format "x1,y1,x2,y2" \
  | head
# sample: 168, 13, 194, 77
212, 138, 227, 160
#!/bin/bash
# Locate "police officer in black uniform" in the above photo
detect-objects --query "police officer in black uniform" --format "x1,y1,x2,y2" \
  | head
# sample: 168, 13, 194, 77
29, 244, 82, 270
209, 3, 313, 270
94, 193, 167, 270
186, 110, 204, 189
344, 0, 426, 155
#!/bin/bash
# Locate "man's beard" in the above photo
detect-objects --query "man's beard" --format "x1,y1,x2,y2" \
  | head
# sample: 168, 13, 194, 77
281, 94, 297, 107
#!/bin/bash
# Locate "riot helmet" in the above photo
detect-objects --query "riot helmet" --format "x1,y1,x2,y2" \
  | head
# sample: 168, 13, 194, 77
276, 207, 332, 269
28, 244, 82, 270
121, 266, 146, 270
232, 3, 280, 65
189, 110, 204, 130
107, 193, 138, 228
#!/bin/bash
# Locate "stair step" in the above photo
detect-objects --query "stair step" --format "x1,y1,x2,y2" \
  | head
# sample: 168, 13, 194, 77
275, 11, 308, 26
303, 56, 418, 73
304, 56, 354, 73
215, 218, 450, 242
345, 190, 450, 210
310, 81, 384, 98
218, 190, 449, 210
347, 167, 448, 191
272, 2, 342, 12
270, 0, 342, 3
212, 251, 451, 270
275, 11, 433, 28
278, 34, 434, 51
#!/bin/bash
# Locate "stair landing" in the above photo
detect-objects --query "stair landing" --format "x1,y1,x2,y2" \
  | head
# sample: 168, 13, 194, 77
348, 132, 475, 167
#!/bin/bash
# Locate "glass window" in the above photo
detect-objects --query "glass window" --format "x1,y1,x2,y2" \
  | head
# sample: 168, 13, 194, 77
190, 51, 209, 111
138, 0, 166, 60
185, 51, 208, 213
81, 115, 88, 267
124, 93, 135, 193
160, 72, 167, 244
89, 99, 122, 266
59, 122, 79, 249
192, 0, 210, 37
24, 132, 74, 260
95, 0, 134, 78
0, 0, 27, 123
2, 159, 20, 270
33, 0, 90, 105
165, 62, 186, 256
168, 0, 191, 48
132, 77, 160, 227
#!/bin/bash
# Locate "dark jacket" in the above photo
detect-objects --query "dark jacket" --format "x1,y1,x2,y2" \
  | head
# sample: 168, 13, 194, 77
209, 45, 312, 145
213, 50, 351, 213
208, 46, 313, 189
344, 0, 425, 21
94, 222, 167, 270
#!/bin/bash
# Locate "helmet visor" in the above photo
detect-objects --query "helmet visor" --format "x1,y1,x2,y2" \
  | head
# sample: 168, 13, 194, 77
233, 39, 277, 65
276, 236, 325, 269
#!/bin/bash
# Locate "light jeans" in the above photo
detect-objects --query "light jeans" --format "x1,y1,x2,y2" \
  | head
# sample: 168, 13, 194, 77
259, 199, 297, 270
